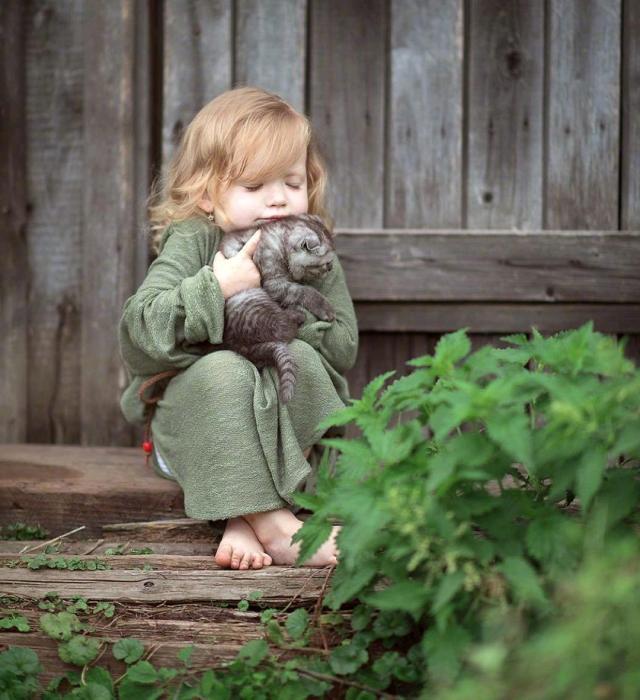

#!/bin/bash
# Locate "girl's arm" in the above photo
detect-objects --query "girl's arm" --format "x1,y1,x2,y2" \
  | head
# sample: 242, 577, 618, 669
118, 225, 226, 376
296, 255, 359, 375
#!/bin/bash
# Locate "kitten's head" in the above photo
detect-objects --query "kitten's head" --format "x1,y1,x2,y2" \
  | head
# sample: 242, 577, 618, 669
259, 214, 335, 282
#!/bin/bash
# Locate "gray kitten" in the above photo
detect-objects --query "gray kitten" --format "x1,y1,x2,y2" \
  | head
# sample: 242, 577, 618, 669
219, 214, 336, 402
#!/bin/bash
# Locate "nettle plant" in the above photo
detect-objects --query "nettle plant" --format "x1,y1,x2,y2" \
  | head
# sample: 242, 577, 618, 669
294, 323, 640, 693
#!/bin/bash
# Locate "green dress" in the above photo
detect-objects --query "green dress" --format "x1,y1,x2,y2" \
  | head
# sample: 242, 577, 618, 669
118, 216, 359, 520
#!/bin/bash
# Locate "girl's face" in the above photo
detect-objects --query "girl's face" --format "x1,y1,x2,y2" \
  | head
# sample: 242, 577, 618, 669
205, 155, 309, 232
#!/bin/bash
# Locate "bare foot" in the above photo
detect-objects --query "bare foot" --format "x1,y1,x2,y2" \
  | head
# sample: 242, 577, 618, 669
214, 517, 273, 570
244, 508, 340, 567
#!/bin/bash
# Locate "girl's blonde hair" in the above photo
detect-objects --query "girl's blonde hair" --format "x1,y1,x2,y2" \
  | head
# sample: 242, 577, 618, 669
148, 86, 329, 252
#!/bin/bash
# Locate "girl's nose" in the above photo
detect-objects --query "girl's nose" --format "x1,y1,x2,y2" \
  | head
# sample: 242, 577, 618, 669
266, 183, 287, 206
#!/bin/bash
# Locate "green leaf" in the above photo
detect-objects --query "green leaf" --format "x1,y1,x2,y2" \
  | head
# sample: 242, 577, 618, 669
485, 409, 534, 470
112, 638, 145, 664
40, 611, 84, 641
84, 666, 114, 695
434, 329, 471, 366
285, 608, 309, 640
58, 635, 101, 666
360, 370, 396, 408
325, 560, 378, 610
0, 614, 30, 632
363, 580, 429, 621
236, 639, 269, 667
329, 642, 369, 675
575, 446, 607, 511
117, 678, 163, 700
237, 599, 250, 612
0, 646, 42, 676
432, 571, 465, 614
177, 644, 194, 666
125, 660, 159, 684
497, 556, 547, 607
291, 516, 333, 566
422, 623, 471, 684
67, 682, 112, 699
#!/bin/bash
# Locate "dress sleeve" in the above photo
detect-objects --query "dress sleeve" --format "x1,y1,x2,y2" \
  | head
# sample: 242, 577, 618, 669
296, 255, 359, 375
118, 224, 225, 376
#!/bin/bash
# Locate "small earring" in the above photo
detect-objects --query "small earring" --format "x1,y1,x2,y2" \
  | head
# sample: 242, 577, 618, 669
207, 212, 215, 222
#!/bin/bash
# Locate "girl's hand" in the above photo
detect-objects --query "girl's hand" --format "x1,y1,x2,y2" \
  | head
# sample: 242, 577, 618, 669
212, 230, 262, 299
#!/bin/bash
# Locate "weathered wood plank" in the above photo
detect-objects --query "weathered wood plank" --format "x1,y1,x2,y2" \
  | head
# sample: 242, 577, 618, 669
0, 554, 222, 570
82, 0, 141, 446
234, 0, 307, 111
0, 0, 28, 442
1, 603, 346, 683
25, 0, 84, 443
101, 518, 218, 542
621, 0, 640, 230
162, 0, 232, 164
309, 0, 386, 227
335, 230, 640, 302
353, 303, 640, 333
0, 567, 333, 603
467, 0, 544, 229
546, 0, 621, 229
0, 540, 216, 556
0, 634, 251, 684
387, 0, 463, 227
0, 445, 187, 536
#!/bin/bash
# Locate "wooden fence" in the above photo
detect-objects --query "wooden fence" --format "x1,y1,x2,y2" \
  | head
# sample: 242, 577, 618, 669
1, 0, 639, 447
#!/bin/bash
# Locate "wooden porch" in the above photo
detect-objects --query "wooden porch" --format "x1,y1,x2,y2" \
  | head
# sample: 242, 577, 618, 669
0, 445, 341, 685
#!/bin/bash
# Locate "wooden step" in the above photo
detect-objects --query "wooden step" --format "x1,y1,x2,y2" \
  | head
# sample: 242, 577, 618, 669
0, 444, 188, 536
0, 445, 339, 686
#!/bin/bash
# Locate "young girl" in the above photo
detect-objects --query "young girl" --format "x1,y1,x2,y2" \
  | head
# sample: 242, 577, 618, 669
118, 86, 358, 570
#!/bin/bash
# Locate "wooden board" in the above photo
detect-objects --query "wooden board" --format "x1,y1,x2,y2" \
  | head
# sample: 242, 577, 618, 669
234, 0, 307, 111
546, 0, 621, 229
467, 0, 544, 229
309, 0, 386, 227
335, 230, 640, 302
387, 0, 463, 227
0, 566, 333, 603
0, 0, 28, 442
25, 0, 85, 443
162, 0, 232, 165
82, 0, 144, 447
354, 302, 640, 333
0, 445, 187, 536
622, 0, 640, 229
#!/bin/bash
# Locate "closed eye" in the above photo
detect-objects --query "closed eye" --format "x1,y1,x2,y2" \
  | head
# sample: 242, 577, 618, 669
243, 184, 262, 192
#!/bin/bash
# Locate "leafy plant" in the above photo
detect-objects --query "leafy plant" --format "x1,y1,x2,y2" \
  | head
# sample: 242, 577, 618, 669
293, 323, 640, 692
0, 523, 49, 540
6, 555, 111, 571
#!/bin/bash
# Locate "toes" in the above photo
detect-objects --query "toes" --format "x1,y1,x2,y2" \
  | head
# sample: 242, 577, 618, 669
238, 552, 252, 570
214, 543, 233, 568
263, 553, 273, 567
251, 553, 264, 569
231, 551, 243, 569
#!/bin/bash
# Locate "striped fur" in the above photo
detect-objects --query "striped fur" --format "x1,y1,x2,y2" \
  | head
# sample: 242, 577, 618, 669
219, 214, 335, 403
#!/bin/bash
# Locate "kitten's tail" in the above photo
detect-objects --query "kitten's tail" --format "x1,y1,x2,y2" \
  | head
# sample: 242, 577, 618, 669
252, 341, 297, 403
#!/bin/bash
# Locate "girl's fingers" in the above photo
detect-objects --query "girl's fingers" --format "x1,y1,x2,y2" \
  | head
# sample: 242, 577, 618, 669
240, 229, 261, 258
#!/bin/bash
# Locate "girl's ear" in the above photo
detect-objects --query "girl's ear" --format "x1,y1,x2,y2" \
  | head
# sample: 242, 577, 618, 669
198, 195, 214, 213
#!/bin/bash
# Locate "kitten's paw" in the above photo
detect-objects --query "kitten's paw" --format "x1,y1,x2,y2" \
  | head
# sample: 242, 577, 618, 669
288, 309, 306, 326
313, 303, 335, 322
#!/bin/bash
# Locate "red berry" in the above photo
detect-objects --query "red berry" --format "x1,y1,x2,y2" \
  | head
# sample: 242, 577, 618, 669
142, 440, 153, 454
